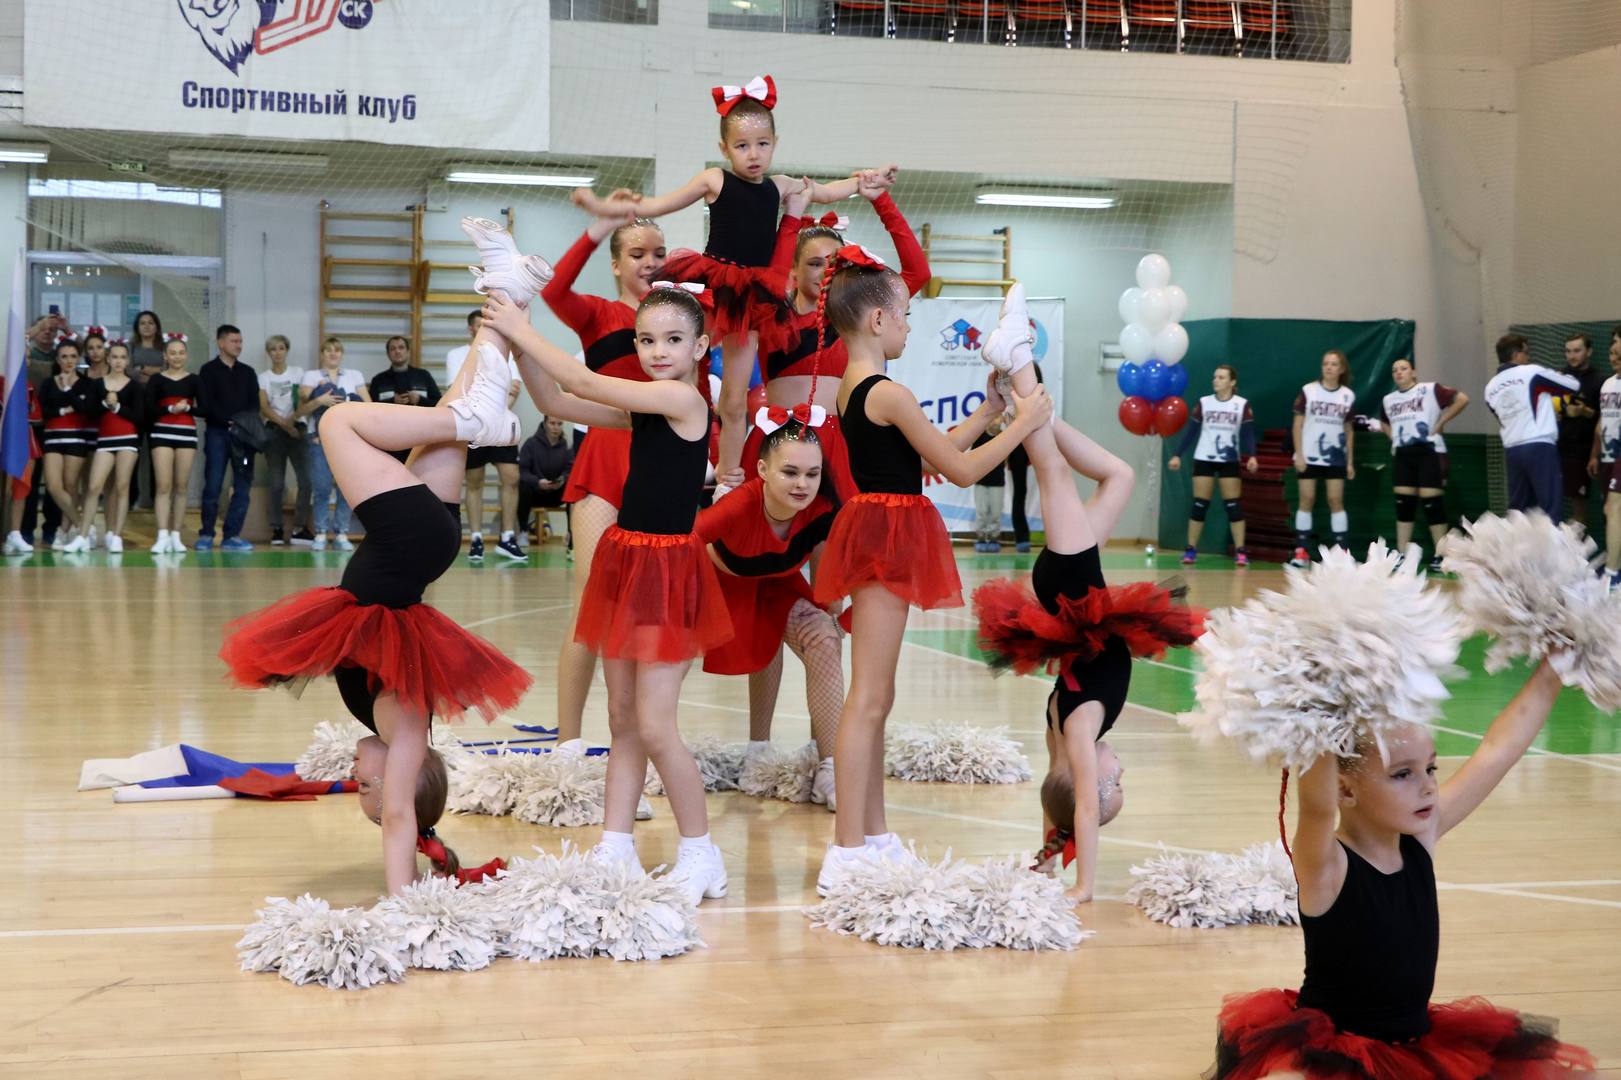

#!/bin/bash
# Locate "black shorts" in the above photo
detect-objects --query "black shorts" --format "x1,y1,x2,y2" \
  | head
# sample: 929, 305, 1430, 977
1392, 445, 1445, 489
1299, 463, 1347, 481
1032, 546, 1130, 740
1562, 451, 1593, 499
1192, 459, 1241, 479
466, 444, 519, 470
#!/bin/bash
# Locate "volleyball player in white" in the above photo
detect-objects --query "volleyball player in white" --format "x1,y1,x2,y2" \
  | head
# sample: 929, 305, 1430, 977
1588, 327, 1621, 589
1167, 364, 1258, 567
1362, 357, 1468, 573
1289, 350, 1357, 567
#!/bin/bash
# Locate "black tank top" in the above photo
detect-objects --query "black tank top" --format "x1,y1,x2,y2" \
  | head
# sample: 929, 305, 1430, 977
1297, 834, 1439, 1042
842, 374, 921, 495
619, 411, 709, 535
705, 171, 780, 267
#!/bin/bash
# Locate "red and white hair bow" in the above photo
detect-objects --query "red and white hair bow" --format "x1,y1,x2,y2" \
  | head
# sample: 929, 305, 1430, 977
712, 74, 777, 116
165, 332, 189, 343
650, 280, 715, 314
108, 336, 128, 347
83, 325, 107, 340
755, 402, 826, 435
801, 211, 849, 232
836, 244, 887, 270
53, 330, 78, 345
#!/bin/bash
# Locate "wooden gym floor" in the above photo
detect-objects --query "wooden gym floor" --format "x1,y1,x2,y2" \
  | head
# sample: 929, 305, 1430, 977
2, 544, 1617, 1078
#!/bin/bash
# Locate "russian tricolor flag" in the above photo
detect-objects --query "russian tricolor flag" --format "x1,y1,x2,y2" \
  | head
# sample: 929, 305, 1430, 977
2, 248, 32, 489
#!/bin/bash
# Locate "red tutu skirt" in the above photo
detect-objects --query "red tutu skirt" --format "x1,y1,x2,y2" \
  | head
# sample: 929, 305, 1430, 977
563, 426, 632, 508
1210, 989, 1595, 1080
813, 492, 962, 610
703, 571, 817, 676
661, 250, 792, 348
972, 576, 1205, 676
740, 413, 858, 504
218, 587, 532, 724
575, 526, 735, 662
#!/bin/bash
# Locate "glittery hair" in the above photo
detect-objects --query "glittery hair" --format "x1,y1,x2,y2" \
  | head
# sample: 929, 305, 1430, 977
758, 418, 823, 460
637, 285, 707, 338
720, 97, 775, 141
610, 217, 663, 261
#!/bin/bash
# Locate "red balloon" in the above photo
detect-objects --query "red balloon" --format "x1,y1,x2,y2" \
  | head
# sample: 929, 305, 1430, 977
1118, 395, 1154, 437
1154, 396, 1189, 438
746, 383, 768, 417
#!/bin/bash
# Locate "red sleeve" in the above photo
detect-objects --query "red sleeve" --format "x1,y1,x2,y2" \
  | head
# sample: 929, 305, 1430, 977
1190, 401, 1204, 423
1242, 403, 1255, 423
1433, 383, 1458, 408
1292, 390, 1307, 415
540, 230, 610, 337
768, 213, 802, 276
695, 477, 765, 545
873, 193, 931, 297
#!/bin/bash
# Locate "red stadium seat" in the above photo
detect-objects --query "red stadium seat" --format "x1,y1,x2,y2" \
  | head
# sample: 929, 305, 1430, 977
1183, 1, 1240, 53
1011, 0, 1072, 47
1124, 1, 1181, 51
1073, 0, 1125, 48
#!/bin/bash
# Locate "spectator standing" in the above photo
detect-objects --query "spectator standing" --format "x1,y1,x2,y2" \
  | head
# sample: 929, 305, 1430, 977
297, 336, 370, 551
257, 334, 312, 545
369, 335, 441, 463
1556, 332, 1604, 526
195, 323, 259, 551
1483, 332, 1580, 521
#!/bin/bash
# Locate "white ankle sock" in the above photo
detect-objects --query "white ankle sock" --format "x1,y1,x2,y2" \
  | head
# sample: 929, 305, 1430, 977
864, 833, 894, 847
1294, 511, 1312, 533
1331, 511, 1349, 533
598, 830, 636, 854
501, 530, 513, 542
678, 833, 713, 855
471, 531, 482, 541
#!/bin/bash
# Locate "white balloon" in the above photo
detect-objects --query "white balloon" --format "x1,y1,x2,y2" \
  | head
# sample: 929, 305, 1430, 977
1153, 323, 1189, 365
1165, 284, 1188, 323
1135, 253, 1171, 290
1117, 287, 1143, 326
1120, 322, 1154, 365
1137, 287, 1170, 334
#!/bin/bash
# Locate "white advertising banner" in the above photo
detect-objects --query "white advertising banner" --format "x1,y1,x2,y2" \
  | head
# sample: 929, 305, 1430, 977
24, 1, 549, 153
898, 297, 1065, 535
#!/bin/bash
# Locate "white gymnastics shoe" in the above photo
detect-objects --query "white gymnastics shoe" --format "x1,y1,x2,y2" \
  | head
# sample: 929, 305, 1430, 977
981, 281, 1035, 376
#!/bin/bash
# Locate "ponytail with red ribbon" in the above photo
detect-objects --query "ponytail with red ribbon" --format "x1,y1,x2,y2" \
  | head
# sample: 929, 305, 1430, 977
1031, 827, 1077, 872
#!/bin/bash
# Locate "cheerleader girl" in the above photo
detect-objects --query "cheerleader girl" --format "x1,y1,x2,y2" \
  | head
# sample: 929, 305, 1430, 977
697, 412, 844, 809
1290, 350, 1357, 567
81, 329, 109, 379
728, 171, 930, 499
480, 283, 734, 906
1209, 658, 1594, 1078
1593, 328, 1621, 590
220, 338, 530, 896
809, 248, 1051, 892
37, 338, 94, 553
145, 335, 200, 554
81, 342, 143, 553
1364, 357, 1468, 573
1167, 364, 1258, 567
973, 284, 1204, 902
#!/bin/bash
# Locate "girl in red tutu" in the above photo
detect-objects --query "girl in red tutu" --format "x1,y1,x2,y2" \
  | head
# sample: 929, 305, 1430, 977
971, 284, 1205, 903
697, 411, 844, 809
219, 331, 532, 895
723, 171, 930, 500
480, 282, 733, 907
810, 247, 1052, 894
1209, 659, 1594, 1079
571, 74, 895, 479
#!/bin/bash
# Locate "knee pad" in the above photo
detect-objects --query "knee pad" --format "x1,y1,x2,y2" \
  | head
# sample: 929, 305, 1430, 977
1223, 498, 1245, 523
1422, 495, 1446, 523
1190, 497, 1210, 523
1395, 493, 1418, 523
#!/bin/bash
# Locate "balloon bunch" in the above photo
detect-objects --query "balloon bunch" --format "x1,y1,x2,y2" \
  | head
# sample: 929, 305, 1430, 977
1115, 254, 1190, 438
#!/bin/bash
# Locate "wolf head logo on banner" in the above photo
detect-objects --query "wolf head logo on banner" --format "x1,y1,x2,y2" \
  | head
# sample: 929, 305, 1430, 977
177, 0, 376, 74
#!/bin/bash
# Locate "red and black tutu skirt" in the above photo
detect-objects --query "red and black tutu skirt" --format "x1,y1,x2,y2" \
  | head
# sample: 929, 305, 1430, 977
703, 571, 817, 676
972, 576, 1205, 676
660, 249, 791, 348
1209, 989, 1595, 1080
574, 525, 734, 662
218, 587, 532, 723
563, 426, 633, 508
740, 412, 858, 505
813, 492, 962, 610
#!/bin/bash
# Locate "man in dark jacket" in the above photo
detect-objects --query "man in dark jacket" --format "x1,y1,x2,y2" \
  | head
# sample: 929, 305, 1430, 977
196, 323, 259, 550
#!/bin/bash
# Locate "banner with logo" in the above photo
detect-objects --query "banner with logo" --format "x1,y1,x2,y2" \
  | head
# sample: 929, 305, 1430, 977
24, 1, 549, 153
900, 297, 1065, 535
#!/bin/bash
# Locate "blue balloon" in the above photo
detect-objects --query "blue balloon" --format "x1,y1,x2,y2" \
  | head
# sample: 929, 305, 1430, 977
1166, 362, 1189, 397
1141, 359, 1171, 403
1116, 361, 1144, 398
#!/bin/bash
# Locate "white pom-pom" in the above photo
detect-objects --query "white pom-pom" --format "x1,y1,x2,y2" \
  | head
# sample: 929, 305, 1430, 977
371, 876, 499, 972
1126, 841, 1299, 929
476, 845, 612, 960
737, 742, 819, 803
294, 720, 370, 782
1181, 543, 1465, 770
237, 895, 405, 990
643, 736, 747, 796
1440, 512, 1621, 711
446, 748, 530, 816
807, 848, 1083, 951
448, 749, 608, 826
595, 862, 705, 962
884, 722, 1033, 784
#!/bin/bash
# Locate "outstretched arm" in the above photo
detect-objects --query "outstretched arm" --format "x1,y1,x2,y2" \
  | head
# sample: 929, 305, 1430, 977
873, 378, 1051, 486
380, 713, 430, 896
575, 168, 722, 221
1061, 717, 1103, 903
1437, 658, 1563, 839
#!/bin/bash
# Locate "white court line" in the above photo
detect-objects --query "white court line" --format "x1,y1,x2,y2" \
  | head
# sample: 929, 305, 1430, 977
680, 698, 811, 724
1438, 885, 1621, 910
462, 602, 572, 630
888, 801, 1215, 856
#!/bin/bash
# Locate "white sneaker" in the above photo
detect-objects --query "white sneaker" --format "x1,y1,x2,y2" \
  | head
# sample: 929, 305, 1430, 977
85, 525, 99, 549
460, 216, 520, 277
553, 738, 585, 758
149, 533, 168, 554
664, 842, 728, 905
981, 281, 1034, 375
334, 535, 354, 552
51, 529, 71, 551
810, 757, 837, 812
310, 534, 327, 552
3, 531, 32, 555
61, 533, 90, 554
166, 531, 186, 555
636, 795, 655, 821
587, 839, 647, 879
470, 254, 555, 308
867, 833, 925, 869
447, 343, 523, 447
816, 844, 875, 897
106, 534, 123, 554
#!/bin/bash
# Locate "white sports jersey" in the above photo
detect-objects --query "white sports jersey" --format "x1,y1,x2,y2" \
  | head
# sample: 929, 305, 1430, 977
1193, 393, 1249, 463
1295, 382, 1355, 467
1483, 363, 1579, 448
1598, 374, 1621, 463
1380, 382, 1458, 451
